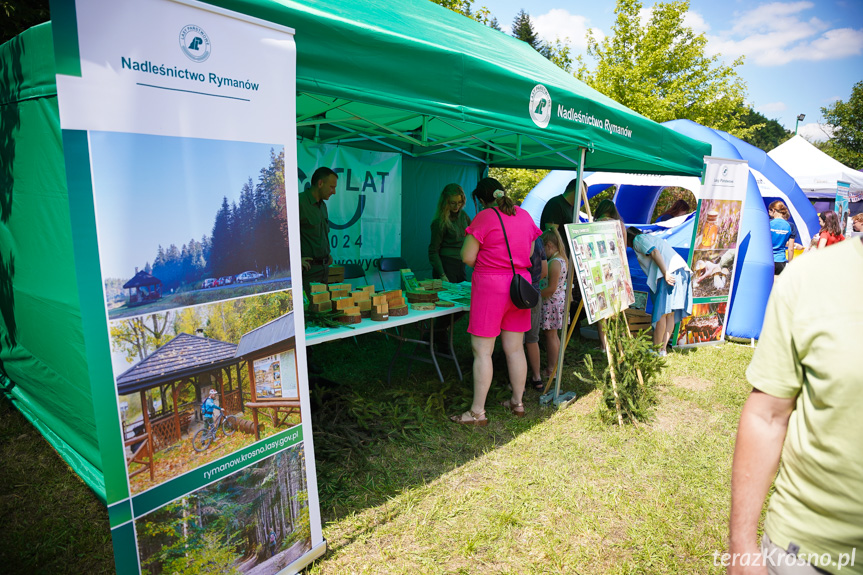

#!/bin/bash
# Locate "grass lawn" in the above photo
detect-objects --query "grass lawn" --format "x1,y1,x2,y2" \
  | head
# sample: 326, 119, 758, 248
0, 320, 759, 574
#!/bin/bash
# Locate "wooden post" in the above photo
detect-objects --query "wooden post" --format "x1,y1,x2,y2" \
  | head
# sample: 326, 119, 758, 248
172, 383, 180, 440
601, 319, 625, 426
140, 390, 155, 480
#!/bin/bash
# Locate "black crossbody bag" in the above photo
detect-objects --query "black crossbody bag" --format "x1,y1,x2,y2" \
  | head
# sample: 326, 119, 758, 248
492, 209, 540, 310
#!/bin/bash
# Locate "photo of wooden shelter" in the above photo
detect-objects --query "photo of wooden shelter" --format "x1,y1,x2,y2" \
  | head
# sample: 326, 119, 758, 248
122, 269, 163, 307
236, 312, 301, 440
116, 332, 245, 482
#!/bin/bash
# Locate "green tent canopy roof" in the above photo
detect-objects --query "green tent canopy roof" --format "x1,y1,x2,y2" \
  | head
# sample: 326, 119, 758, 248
202, 0, 710, 174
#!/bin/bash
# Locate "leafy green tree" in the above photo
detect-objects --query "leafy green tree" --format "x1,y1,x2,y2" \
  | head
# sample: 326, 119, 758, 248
577, 0, 749, 136
489, 168, 550, 205
820, 80, 863, 170
1, 0, 49, 44
738, 108, 792, 152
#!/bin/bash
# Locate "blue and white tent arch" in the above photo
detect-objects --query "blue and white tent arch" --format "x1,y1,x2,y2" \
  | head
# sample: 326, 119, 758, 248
522, 120, 818, 340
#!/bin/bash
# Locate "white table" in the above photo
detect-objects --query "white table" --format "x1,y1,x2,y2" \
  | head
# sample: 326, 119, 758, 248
305, 294, 470, 383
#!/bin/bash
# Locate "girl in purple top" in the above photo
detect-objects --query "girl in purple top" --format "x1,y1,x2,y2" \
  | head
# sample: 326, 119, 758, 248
450, 178, 541, 426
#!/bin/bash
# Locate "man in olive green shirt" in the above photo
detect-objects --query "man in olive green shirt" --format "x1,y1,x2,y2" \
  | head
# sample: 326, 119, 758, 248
299, 167, 337, 295
728, 238, 863, 574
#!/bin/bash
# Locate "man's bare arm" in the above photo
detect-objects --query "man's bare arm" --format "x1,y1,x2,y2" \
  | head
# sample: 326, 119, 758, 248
728, 389, 796, 574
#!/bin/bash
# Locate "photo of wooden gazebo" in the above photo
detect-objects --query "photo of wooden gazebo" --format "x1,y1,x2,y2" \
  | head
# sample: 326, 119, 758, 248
116, 332, 245, 481
122, 269, 163, 307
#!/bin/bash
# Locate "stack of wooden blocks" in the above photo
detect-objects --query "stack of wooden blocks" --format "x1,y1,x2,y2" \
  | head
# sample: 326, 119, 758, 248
406, 289, 439, 311
384, 289, 408, 316
418, 279, 444, 292
327, 265, 345, 284
307, 283, 332, 312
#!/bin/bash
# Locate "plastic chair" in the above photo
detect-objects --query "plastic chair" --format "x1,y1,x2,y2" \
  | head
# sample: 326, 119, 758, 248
377, 256, 407, 292
342, 263, 367, 289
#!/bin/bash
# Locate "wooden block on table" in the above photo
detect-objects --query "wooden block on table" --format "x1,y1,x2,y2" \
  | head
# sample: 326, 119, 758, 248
407, 290, 439, 303
310, 291, 331, 304
435, 300, 455, 308
343, 305, 361, 316
372, 295, 388, 306
411, 303, 436, 311
309, 282, 328, 293
389, 305, 409, 317
358, 299, 372, 311
330, 289, 349, 299
309, 300, 332, 313
351, 290, 370, 302
374, 302, 389, 314
338, 314, 361, 324
360, 285, 376, 293
389, 296, 406, 308
384, 289, 403, 300
371, 309, 389, 321
333, 297, 354, 310
328, 283, 351, 293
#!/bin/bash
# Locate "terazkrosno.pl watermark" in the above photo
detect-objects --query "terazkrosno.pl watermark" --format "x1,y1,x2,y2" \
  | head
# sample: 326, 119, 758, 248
712, 548, 857, 570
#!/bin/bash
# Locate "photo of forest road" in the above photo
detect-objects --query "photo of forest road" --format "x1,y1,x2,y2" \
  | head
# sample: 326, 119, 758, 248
112, 291, 299, 494
87, 132, 293, 320
136, 446, 311, 575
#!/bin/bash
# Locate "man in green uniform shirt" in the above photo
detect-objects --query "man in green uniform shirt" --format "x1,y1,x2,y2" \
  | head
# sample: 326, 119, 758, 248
728, 237, 863, 574
299, 167, 337, 295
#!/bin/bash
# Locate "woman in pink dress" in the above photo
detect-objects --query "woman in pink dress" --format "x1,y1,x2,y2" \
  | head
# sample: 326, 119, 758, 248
450, 178, 541, 426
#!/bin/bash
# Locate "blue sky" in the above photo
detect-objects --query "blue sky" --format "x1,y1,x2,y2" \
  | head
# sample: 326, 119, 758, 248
89, 132, 281, 279
479, 0, 863, 141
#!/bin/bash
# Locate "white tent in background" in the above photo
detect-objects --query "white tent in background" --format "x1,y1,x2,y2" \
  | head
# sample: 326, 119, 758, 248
768, 135, 863, 199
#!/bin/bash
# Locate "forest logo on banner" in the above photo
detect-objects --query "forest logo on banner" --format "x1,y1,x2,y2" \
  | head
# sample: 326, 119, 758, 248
529, 84, 552, 128
179, 25, 211, 62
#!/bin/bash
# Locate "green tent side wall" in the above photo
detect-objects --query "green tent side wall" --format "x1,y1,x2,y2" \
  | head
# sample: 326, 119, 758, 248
0, 22, 105, 499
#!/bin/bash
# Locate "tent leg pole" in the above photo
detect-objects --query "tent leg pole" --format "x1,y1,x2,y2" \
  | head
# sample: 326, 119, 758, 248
553, 147, 588, 401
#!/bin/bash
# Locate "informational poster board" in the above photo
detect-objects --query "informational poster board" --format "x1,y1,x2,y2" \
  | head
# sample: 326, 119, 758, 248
677, 157, 748, 348
51, 0, 324, 573
835, 181, 852, 236
298, 143, 402, 272
565, 220, 635, 324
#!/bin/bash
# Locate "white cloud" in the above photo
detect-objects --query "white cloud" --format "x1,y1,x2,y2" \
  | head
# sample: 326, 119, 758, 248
798, 122, 834, 142
533, 9, 602, 50
757, 101, 787, 113
706, 1, 863, 66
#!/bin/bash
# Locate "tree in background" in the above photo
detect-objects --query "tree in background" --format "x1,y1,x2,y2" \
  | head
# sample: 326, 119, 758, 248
511, 10, 541, 50
577, 0, 749, 136
0, 0, 48, 44
819, 80, 863, 170
738, 108, 792, 152
489, 168, 550, 205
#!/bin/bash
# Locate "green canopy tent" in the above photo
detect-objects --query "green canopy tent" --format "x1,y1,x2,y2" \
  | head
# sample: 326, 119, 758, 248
1, 0, 710, 501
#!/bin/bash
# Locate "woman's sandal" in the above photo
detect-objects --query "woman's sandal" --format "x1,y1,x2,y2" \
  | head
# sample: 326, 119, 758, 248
450, 410, 489, 426
502, 400, 525, 418
531, 378, 544, 391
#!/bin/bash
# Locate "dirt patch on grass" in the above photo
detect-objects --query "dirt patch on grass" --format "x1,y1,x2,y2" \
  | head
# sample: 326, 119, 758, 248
652, 393, 710, 434
672, 375, 713, 391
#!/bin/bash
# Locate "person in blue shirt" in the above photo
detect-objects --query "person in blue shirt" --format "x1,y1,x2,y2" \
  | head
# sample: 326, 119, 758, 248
201, 389, 223, 433
768, 203, 792, 275
627, 227, 693, 356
